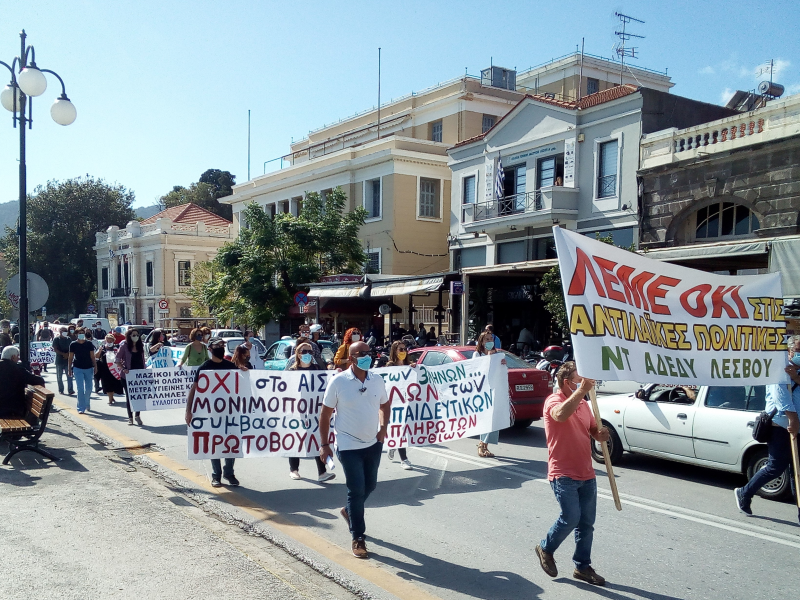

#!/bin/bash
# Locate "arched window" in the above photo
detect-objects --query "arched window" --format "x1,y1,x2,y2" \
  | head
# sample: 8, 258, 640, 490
695, 202, 759, 240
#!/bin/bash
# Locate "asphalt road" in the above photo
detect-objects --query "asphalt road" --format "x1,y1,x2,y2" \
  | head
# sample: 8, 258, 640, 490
42, 372, 800, 600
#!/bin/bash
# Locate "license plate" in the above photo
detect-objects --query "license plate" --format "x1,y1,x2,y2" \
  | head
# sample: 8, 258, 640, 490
515, 384, 534, 392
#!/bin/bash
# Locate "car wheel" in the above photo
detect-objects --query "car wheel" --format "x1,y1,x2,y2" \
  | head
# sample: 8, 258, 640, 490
746, 448, 790, 500
591, 421, 623, 465
512, 418, 534, 429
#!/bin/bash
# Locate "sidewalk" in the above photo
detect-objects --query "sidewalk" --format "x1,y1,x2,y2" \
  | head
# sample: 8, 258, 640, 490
0, 408, 359, 600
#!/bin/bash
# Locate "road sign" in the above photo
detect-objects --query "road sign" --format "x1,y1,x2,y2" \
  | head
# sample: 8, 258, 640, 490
158, 299, 169, 310
294, 291, 308, 307
450, 281, 464, 295
378, 303, 392, 315
6, 272, 49, 310
87, 304, 95, 312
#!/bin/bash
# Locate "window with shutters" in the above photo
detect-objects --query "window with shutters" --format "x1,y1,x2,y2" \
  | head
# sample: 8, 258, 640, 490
178, 261, 191, 287
482, 115, 496, 134
430, 120, 443, 143
596, 139, 619, 198
101, 267, 109, 290
146, 261, 154, 287
418, 178, 440, 219
462, 175, 476, 204
587, 77, 600, 95
363, 178, 382, 220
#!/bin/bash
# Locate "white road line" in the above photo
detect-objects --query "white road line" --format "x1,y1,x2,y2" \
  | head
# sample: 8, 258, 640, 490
416, 446, 800, 549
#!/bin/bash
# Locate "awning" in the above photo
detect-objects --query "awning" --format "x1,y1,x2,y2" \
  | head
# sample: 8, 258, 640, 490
307, 285, 362, 298
769, 238, 800, 296
645, 240, 768, 262
370, 276, 443, 296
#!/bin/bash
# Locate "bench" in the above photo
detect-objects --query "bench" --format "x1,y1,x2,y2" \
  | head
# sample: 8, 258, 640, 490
0, 384, 59, 465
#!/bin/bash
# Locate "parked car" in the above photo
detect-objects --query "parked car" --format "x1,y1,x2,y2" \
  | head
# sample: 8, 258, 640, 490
407, 346, 552, 428
261, 338, 336, 370
223, 337, 268, 361
594, 383, 789, 500
212, 329, 244, 339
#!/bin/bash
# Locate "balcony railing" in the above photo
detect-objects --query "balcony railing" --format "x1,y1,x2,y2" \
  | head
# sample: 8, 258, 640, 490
462, 191, 542, 223
111, 287, 130, 298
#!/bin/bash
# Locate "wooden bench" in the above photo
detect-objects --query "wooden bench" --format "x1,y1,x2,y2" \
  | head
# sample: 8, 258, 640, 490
0, 384, 59, 465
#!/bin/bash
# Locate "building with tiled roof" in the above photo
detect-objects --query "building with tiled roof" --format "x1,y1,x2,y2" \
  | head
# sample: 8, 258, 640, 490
93, 203, 233, 326
446, 85, 737, 343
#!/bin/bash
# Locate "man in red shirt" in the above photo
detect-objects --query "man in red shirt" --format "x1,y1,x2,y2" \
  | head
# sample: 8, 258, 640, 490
535, 361, 609, 586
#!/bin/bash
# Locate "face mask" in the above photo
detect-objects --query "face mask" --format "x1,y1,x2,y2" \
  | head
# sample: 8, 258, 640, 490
69, 329, 75, 334
356, 355, 372, 371
300, 353, 313, 365
397, 351, 407, 360
195, 335, 203, 341
248, 337, 255, 343
211, 346, 225, 359
77, 334, 86, 340
484, 341, 495, 350
351, 334, 361, 342
131, 335, 139, 341
61, 332, 67, 337
791, 355, 800, 367
105, 342, 113, 347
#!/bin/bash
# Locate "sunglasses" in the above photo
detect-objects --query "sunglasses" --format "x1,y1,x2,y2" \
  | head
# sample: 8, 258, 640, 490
299, 350, 313, 355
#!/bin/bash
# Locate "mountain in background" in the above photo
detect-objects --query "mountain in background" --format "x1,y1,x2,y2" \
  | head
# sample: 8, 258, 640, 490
134, 204, 163, 220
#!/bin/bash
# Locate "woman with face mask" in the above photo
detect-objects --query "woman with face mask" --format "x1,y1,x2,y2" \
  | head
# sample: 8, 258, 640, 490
333, 328, 362, 370
475, 331, 500, 458
115, 328, 146, 426
147, 329, 170, 357
287, 342, 335, 482
385, 341, 416, 469
179, 328, 210, 367
67, 328, 98, 414
95, 334, 124, 405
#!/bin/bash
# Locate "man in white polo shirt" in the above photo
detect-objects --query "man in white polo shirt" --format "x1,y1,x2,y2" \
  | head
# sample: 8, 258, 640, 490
319, 340, 390, 559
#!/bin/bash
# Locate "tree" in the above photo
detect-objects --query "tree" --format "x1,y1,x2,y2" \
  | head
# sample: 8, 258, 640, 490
0, 176, 136, 316
190, 187, 367, 328
160, 169, 236, 221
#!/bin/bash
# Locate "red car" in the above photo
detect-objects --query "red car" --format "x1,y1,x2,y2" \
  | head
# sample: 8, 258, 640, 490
407, 346, 552, 428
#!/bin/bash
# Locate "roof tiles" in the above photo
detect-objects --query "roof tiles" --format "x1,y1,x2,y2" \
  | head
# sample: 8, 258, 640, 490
141, 203, 231, 227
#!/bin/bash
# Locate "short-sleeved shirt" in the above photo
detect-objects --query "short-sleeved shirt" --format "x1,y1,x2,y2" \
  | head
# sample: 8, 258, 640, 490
69, 340, 95, 370
543, 390, 597, 481
181, 343, 209, 367
322, 367, 389, 451
194, 358, 236, 383
765, 379, 800, 430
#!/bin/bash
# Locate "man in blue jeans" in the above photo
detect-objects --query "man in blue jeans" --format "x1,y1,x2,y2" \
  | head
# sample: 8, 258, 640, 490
735, 337, 800, 521
535, 362, 610, 586
320, 340, 390, 559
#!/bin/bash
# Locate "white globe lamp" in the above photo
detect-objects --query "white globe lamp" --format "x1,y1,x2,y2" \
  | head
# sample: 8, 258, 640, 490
0, 84, 21, 112
50, 95, 76, 126
17, 65, 47, 97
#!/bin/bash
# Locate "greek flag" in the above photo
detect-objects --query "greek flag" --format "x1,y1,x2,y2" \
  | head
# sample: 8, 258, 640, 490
495, 157, 505, 200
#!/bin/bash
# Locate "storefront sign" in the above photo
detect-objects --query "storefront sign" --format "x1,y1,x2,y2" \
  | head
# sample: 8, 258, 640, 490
508, 145, 558, 164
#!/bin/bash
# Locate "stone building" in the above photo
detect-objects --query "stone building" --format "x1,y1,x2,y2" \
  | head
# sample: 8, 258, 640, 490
638, 93, 800, 298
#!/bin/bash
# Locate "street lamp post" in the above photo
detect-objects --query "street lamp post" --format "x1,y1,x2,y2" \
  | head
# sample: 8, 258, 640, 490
0, 30, 76, 367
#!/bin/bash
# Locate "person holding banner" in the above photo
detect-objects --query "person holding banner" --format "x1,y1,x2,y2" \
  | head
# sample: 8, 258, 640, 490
147, 329, 170, 358
385, 341, 415, 470
185, 337, 245, 488
287, 342, 335, 482
179, 329, 210, 367
535, 362, 609, 587
475, 331, 500, 458
735, 337, 800, 522
116, 328, 146, 426
96, 334, 123, 405
319, 341, 390, 559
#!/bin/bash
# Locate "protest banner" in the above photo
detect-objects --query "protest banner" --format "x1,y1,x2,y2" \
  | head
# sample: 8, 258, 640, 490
553, 226, 788, 386
29, 341, 55, 365
105, 350, 123, 380
146, 345, 184, 369
187, 354, 510, 459
127, 366, 198, 412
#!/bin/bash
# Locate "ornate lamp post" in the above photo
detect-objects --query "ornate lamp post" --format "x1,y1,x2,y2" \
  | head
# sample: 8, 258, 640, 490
0, 30, 76, 366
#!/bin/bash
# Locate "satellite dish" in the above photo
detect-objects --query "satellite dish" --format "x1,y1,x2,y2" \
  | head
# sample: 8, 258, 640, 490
5, 272, 50, 311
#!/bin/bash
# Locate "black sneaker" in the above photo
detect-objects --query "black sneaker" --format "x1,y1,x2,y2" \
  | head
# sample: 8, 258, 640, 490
223, 474, 240, 487
211, 477, 222, 488
734, 487, 752, 516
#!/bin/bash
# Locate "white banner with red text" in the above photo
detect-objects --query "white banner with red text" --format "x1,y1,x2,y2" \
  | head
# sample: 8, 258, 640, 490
553, 226, 788, 386
187, 354, 511, 459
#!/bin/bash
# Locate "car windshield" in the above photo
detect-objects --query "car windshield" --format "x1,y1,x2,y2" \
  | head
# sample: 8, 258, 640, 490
500, 351, 534, 370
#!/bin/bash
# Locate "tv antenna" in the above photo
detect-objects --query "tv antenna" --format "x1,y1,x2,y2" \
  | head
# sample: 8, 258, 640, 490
614, 12, 645, 85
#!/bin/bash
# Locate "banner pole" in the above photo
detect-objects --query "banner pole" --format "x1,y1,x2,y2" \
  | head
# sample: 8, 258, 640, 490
788, 384, 800, 510
588, 387, 622, 511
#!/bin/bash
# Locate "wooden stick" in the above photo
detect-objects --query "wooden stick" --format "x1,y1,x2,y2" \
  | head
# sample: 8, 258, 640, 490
789, 384, 800, 510
588, 387, 622, 511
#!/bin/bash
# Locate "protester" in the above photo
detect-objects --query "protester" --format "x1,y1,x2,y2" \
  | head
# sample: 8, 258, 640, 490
185, 337, 246, 487
147, 329, 170, 358
0, 346, 45, 418
179, 328, 209, 367
535, 361, 609, 586
319, 341, 390, 559
95, 334, 123, 405
112, 327, 125, 344
333, 327, 361, 369
35, 321, 54, 372
52, 326, 75, 395
385, 340, 415, 470
287, 342, 335, 482
84, 329, 102, 392
115, 328, 146, 426
286, 326, 326, 370
735, 336, 800, 523
67, 327, 98, 415
243, 329, 265, 370
0, 320, 12, 350
231, 344, 252, 370
475, 331, 500, 458
92, 321, 106, 340
67, 324, 78, 341
484, 324, 501, 349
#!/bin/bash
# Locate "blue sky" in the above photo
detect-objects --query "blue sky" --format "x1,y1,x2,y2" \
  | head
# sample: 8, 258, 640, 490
0, 0, 796, 209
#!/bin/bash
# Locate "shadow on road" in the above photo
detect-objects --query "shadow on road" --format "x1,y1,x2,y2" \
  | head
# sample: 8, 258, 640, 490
557, 577, 686, 600
369, 536, 543, 600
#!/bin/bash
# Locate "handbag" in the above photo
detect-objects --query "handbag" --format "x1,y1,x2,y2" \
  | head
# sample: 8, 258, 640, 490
752, 408, 777, 443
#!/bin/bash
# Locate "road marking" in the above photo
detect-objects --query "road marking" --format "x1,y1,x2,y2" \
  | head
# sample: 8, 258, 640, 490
52, 398, 444, 600
417, 445, 800, 549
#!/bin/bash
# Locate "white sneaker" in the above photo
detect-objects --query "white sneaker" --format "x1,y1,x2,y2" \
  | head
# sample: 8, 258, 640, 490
388, 449, 395, 460
289, 470, 301, 480
401, 459, 413, 470
318, 471, 336, 483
